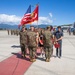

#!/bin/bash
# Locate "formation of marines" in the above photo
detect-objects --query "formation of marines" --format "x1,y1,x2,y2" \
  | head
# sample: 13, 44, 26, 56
7, 29, 19, 36
19, 25, 54, 62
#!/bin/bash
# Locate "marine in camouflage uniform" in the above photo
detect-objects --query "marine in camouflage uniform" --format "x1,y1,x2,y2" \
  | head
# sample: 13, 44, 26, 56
27, 26, 38, 62
13, 30, 15, 35
11, 29, 13, 35
19, 26, 27, 58
7, 29, 10, 35
16, 29, 19, 36
43, 26, 53, 62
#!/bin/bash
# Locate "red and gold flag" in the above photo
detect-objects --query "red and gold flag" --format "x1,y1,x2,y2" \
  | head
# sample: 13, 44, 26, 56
31, 5, 38, 22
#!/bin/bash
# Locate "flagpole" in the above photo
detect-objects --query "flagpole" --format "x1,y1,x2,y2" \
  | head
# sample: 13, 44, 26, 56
30, 5, 34, 28
30, 3, 39, 28
37, 20, 38, 28
37, 3, 39, 29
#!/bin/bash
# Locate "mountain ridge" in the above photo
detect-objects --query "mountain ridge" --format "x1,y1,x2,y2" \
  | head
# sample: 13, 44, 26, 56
0, 24, 53, 29
0, 23, 73, 29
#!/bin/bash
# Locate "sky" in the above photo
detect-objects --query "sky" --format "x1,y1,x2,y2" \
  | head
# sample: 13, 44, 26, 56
0, 0, 75, 26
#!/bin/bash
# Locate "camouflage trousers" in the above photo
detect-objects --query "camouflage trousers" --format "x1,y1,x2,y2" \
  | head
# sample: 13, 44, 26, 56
20, 44, 27, 56
28, 47, 36, 59
44, 46, 53, 59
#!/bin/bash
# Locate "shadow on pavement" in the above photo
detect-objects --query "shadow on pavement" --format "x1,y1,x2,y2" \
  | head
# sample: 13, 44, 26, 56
36, 57, 45, 61
11, 45, 20, 48
11, 52, 30, 61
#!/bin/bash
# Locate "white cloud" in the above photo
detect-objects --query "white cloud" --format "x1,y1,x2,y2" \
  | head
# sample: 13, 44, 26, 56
0, 14, 53, 25
32, 17, 53, 25
0, 14, 21, 25
49, 13, 53, 18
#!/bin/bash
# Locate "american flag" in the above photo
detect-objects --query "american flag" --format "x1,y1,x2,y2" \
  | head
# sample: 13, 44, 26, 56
19, 5, 31, 26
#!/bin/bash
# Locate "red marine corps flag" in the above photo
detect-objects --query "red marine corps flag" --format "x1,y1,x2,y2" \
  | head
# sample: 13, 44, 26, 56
18, 5, 31, 28
31, 5, 39, 22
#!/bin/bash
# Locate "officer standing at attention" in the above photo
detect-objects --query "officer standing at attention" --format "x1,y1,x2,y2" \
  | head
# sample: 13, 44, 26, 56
19, 26, 27, 58
43, 26, 53, 62
54, 26, 63, 58
11, 29, 13, 35
27, 26, 38, 62
7, 29, 10, 35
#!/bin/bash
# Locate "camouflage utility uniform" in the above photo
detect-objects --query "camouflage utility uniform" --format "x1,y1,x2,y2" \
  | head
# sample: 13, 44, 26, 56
43, 28, 53, 62
7, 29, 9, 35
16, 29, 19, 36
11, 30, 13, 35
27, 31, 37, 62
19, 30, 27, 58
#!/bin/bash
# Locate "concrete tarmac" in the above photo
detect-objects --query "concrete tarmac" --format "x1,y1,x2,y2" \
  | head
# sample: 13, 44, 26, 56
0, 30, 75, 75
0, 30, 20, 62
